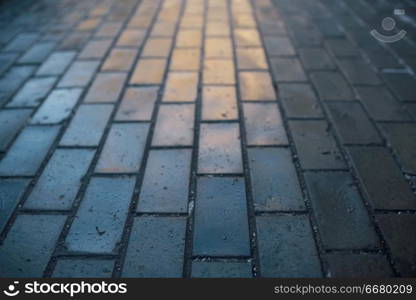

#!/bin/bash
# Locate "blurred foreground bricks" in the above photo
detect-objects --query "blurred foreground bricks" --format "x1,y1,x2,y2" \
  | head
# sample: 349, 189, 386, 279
0, 0, 416, 278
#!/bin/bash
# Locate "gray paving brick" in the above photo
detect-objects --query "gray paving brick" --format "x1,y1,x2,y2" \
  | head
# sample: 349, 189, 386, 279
327, 102, 381, 145
58, 32, 91, 50
289, 120, 345, 169
122, 216, 186, 278
18, 41, 56, 64
115, 87, 158, 121
198, 123, 243, 174
53, 259, 114, 278
0, 126, 59, 176
377, 214, 416, 276
0, 214, 66, 277
95, 22, 123, 38
270, 57, 307, 82
191, 261, 252, 278
381, 123, 416, 173
382, 73, 416, 102
243, 103, 288, 146
36, 51, 77, 76
310, 71, 355, 101
60, 104, 113, 146
58, 60, 100, 88
355, 87, 411, 121
24, 149, 95, 210
102, 48, 137, 71
304, 171, 379, 249
325, 39, 360, 57
95, 123, 149, 173
298, 48, 335, 70
152, 104, 194, 146
7, 77, 57, 107
117, 29, 146, 47
264, 36, 295, 56
3, 32, 39, 52
0, 179, 29, 233
30, 88, 82, 124
279, 83, 323, 118
408, 104, 416, 120
138, 149, 191, 213
248, 148, 304, 212
84, 72, 126, 103
193, 177, 250, 256
324, 253, 393, 278
65, 176, 135, 254
0, 109, 32, 151
78, 39, 113, 59
0, 67, 35, 104
256, 215, 322, 277
0, 53, 18, 76
337, 59, 381, 85
348, 147, 416, 210
202, 86, 238, 121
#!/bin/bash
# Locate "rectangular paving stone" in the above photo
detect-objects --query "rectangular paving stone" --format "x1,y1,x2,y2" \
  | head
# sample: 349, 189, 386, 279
279, 83, 323, 118
3, 32, 39, 52
58, 61, 100, 88
24, 149, 95, 210
58, 32, 91, 50
289, 120, 346, 169
176, 29, 202, 48
0, 179, 29, 233
84, 72, 126, 103
206, 21, 230, 37
191, 261, 252, 278
256, 215, 322, 277
101, 48, 137, 71
204, 59, 235, 85
115, 86, 158, 121
142, 38, 173, 57
239, 71, 276, 101
304, 171, 379, 249
355, 87, 411, 121
327, 102, 382, 144
376, 214, 416, 276
7, 77, 57, 107
170, 48, 200, 71
310, 71, 355, 101
0, 126, 59, 176
117, 29, 146, 46
137, 149, 192, 213
60, 104, 113, 146
65, 176, 136, 254
152, 104, 194, 146
382, 73, 416, 102
122, 216, 186, 277
298, 48, 335, 70
78, 39, 113, 59
348, 147, 416, 210
337, 59, 381, 85
77, 17, 101, 31
18, 41, 55, 64
205, 38, 233, 58
198, 123, 243, 174
324, 253, 393, 278
236, 48, 268, 70
53, 259, 114, 278
270, 57, 307, 82
163, 72, 198, 102
234, 29, 262, 46
243, 103, 288, 146
202, 86, 238, 120
95, 22, 123, 37
325, 39, 360, 57
264, 36, 296, 56
0, 53, 18, 76
181, 15, 204, 29
0, 214, 66, 277
193, 177, 250, 256
381, 123, 416, 173
248, 148, 304, 211
36, 51, 76, 76
151, 22, 176, 37
0, 109, 32, 151
130, 58, 167, 84
31, 88, 82, 124
95, 123, 149, 173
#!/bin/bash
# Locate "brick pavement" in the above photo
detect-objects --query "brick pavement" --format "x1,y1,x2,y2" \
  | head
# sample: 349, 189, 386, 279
0, 0, 415, 278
